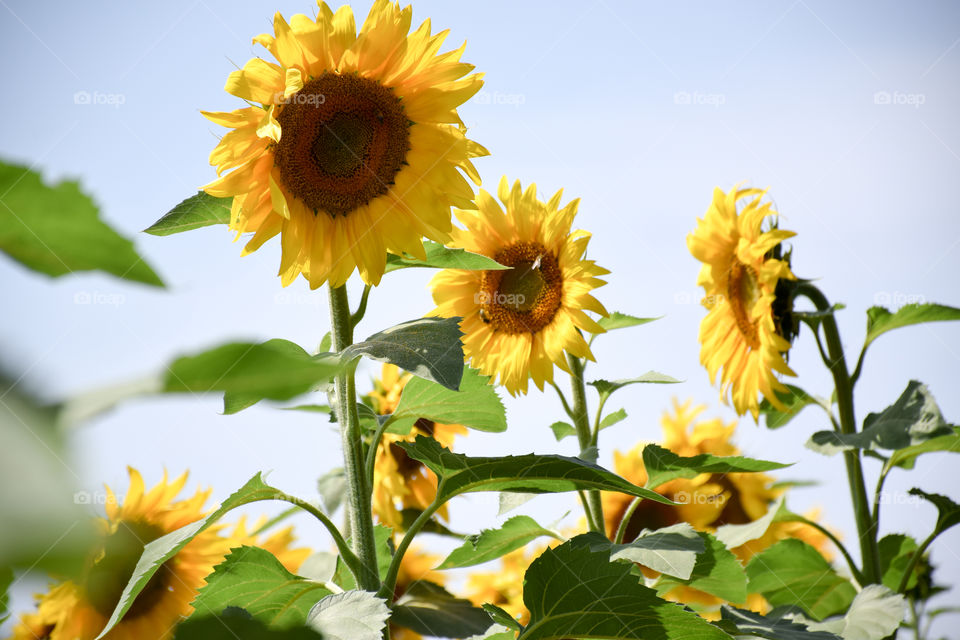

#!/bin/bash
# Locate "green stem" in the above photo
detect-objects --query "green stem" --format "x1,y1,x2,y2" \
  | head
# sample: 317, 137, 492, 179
364, 418, 392, 490
379, 499, 443, 600
614, 497, 642, 544
897, 530, 936, 594
793, 515, 865, 586
329, 284, 381, 591
798, 283, 881, 584
350, 284, 372, 330
567, 354, 605, 534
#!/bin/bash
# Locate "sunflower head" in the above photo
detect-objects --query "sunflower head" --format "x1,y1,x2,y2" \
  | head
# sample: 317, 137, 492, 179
687, 185, 798, 419
430, 177, 609, 395
203, 0, 487, 288
226, 515, 312, 573
368, 364, 467, 529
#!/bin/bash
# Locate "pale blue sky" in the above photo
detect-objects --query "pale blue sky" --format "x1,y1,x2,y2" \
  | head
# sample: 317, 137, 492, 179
2, 0, 959, 633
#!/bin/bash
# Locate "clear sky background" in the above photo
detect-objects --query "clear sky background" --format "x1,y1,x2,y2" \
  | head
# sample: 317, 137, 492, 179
2, 0, 959, 634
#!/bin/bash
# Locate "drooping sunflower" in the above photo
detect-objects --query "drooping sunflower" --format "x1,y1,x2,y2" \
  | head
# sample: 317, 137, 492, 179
9, 468, 233, 640
687, 185, 797, 419
430, 177, 609, 395
368, 364, 466, 530
203, 0, 487, 288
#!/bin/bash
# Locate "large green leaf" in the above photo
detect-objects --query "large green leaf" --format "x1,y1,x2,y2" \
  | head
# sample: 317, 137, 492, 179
144, 191, 232, 236
884, 427, 960, 474
342, 317, 464, 391
164, 339, 343, 401
307, 590, 390, 640
384, 240, 508, 273
398, 436, 673, 505
386, 366, 505, 434
746, 539, 856, 620
759, 384, 821, 429
642, 444, 789, 489
715, 498, 785, 550
96, 474, 300, 638
656, 531, 747, 603
596, 312, 660, 332
719, 606, 841, 640
437, 515, 555, 570
864, 303, 960, 349
808, 380, 955, 455
798, 585, 905, 640
576, 525, 704, 580
392, 580, 494, 638
176, 607, 325, 639
189, 546, 330, 627
589, 372, 682, 400
878, 534, 919, 592
517, 538, 732, 639
0, 160, 162, 285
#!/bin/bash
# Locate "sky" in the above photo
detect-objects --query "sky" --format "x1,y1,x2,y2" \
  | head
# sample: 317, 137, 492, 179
2, 0, 959, 634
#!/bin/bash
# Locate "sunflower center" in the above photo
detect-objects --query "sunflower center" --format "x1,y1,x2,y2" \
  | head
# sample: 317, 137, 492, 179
274, 72, 411, 217
727, 260, 761, 348
479, 243, 563, 334
84, 520, 172, 620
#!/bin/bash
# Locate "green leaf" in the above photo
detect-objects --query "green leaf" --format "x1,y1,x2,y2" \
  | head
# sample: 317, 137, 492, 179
799, 585, 905, 640
715, 497, 785, 550
332, 524, 392, 591
176, 607, 325, 639
909, 488, 960, 534
482, 604, 524, 631
576, 524, 704, 580
164, 339, 343, 401
808, 380, 955, 455
518, 538, 732, 639
284, 404, 332, 414
398, 436, 674, 505
392, 580, 494, 638
437, 515, 556, 570
596, 312, 660, 332
746, 539, 856, 620
467, 624, 517, 640
589, 372, 682, 400
384, 239, 508, 273
599, 408, 628, 430
759, 385, 820, 429
656, 531, 748, 603
0, 160, 163, 285
307, 590, 390, 640
386, 365, 506, 434
878, 534, 920, 592
864, 303, 960, 349
885, 426, 960, 473
342, 317, 464, 391
144, 191, 231, 236
498, 492, 537, 515
548, 421, 576, 441
96, 473, 297, 637
189, 546, 330, 627
719, 606, 841, 640
642, 444, 789, 490
316, 468, 346, 513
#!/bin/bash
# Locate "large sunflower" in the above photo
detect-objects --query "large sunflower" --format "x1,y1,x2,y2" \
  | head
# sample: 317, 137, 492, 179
203, 0, 487, 288
687, 185, 797, 419
368, 364, 466, 529
430, 177, 609, 395
9, 469, 233, 640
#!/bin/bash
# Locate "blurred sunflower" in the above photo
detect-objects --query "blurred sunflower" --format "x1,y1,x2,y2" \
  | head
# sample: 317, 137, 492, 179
203, 0, 487, 288
464, 545, 543, 626
226, 515, 312, 573
9, 468, 232, 640
602, 400, 834, 614
389, 546, 447, 640
368, 364, 466, 530
687, 185, 797, 419
430, 177, 609, 395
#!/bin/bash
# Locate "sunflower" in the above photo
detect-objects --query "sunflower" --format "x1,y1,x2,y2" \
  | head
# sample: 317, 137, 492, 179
687, 185, 797, 419
9, 468, 233, 640
368, 364, 467, 530
389, 546, 447, 640
203, 0, 487, 288
226, 515, 312, 573
604, 399, 833, 614
430, 177, 609, 395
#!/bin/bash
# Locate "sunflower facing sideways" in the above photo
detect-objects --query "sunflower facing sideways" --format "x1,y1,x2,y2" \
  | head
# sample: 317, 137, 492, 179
430, 177, 609, 395
687, 185, 797, 419
203, 0, 487, 288
8, 469, 310, 640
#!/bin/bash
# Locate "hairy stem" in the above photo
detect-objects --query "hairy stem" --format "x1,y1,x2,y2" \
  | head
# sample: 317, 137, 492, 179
567, 353, 605, 534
